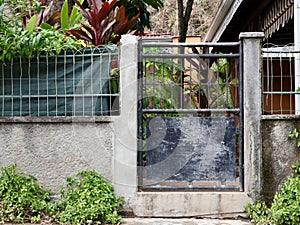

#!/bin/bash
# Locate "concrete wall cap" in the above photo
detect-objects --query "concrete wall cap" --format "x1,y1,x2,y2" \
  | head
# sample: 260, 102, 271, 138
120, 34, 139, 44
239, 32, 265, 39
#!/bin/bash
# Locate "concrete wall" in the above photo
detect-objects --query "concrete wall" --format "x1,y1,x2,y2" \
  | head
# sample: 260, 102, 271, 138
240, 32, 264, 201
0, 35, 139, 206
0, 35, 139, 214
0, 118, 114, 197
1, 33, 299, 217
261, 116, 300, 205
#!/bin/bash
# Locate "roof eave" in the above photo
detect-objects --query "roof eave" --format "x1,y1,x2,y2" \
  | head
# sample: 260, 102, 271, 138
203, 0, 243, 42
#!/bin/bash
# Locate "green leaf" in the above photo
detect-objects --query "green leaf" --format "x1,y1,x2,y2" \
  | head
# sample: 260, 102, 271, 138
61, 0, 69, 31
297, 140, 300, 148
231, 78, 239, 86
40, 23, 53, 30
26, 15, 37, 32
69, 0, 84, 27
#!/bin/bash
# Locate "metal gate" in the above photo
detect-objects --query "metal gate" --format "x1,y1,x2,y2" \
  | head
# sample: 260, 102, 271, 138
137, 41, 243, 191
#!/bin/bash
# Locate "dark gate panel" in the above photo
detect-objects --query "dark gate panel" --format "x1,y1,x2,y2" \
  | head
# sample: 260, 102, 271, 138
145, 116, 236, 183
138, 41, 243, 190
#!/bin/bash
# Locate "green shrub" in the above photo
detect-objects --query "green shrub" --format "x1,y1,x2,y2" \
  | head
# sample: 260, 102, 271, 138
288, 128, 300, 148
0, 164, 123, 224
245, 163, 300, 225
0, 164, 51, 223
54, 170, 124, 225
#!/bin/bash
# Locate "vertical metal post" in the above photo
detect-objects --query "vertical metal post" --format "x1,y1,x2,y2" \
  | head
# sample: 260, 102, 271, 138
178, 45, 185, 109
239, 41, 244, 191
294, 0, 300, 114
137, 38, 144, 189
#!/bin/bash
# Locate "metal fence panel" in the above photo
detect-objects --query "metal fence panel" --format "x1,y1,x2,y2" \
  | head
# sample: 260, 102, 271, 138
138, 41, 243, 191
262, 46, 297, 115
0, 48, 119, 116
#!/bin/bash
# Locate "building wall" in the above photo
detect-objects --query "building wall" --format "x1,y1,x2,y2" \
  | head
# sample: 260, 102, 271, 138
261, 117, 300, 205
0, 35, 139, 206
0, 118, 114, 197
0, 33, 299, 216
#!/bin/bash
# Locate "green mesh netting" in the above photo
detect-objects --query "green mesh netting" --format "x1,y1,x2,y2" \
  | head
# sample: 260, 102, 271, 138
0, 47, 118, 116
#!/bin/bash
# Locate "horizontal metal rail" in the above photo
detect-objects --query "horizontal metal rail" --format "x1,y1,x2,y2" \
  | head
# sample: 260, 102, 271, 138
142, 53, 240, 59
140, 185, 241, 191
263, 91, 300, 94
142, 108, 240, 114
8, 52, 119, 60
262, 50, 300, 53
1, 93, 119, 98
142, 42, 240, 48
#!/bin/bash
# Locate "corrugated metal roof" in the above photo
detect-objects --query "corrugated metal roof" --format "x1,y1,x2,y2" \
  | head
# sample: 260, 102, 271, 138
261, 0, 294, 38
204, 0, 294, 43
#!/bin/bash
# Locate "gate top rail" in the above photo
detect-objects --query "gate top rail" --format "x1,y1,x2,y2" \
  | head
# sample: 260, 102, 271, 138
141, 42, 240, 48
262, 49, 300, 53
142, 108, 240, 114
142, 53, 240, 59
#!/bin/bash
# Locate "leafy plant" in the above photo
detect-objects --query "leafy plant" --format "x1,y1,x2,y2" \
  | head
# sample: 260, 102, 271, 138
185, 48, 238, 111
116, 0, 163, 33
0, 0, 82, 61
288, 128, 300, 148
0, 164, 51, 223
244, 200, 271, 225
245, 163, 300, 225
66, 0, 140, 46
0, 27, 81, 61
1, 0, 60, 30
143, 60, 182, 109
0, 0, 141, 61
245, 129, 300, 225
0, 165, 124, 224
54, 170, 123, 225
60, 0, 84, 31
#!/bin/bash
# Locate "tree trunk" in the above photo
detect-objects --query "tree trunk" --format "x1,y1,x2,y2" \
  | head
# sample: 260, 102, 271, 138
177, 0, 194, 42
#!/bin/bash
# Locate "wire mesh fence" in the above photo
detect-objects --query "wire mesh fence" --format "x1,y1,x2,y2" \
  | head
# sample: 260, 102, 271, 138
262, 45, 298, 115
0, 47, 119, 117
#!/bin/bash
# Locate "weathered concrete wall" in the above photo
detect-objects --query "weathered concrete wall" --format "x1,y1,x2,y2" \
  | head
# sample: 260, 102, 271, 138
261, 116, 300, 205
0, 118, 114, 197
1, 33, 298, 217
0, 35, 139, 213
240, 32, 264, 201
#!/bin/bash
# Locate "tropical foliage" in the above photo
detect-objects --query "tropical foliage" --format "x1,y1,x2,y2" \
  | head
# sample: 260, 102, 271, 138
0, 164, 123, 224
245, 163, 300, 225
66, 0, 139, 46
245, 130, 300, 225
0, 0, 140, 61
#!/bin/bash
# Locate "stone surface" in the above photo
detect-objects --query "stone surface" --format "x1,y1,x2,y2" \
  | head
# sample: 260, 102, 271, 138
123, 218, 251, 225
240, 32, 264, 201
0, 121, 114, 196
261, 118, 300, 205
132, 192, 252, 218
4, 218, 252, 225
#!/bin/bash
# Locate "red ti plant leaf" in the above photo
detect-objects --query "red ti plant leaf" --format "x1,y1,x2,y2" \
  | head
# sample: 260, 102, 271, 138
73, 0, 92, 22
45, 11, 61, 26
66, 29, 93, 44
112, 7, 140, 43
66, 0, 139, 46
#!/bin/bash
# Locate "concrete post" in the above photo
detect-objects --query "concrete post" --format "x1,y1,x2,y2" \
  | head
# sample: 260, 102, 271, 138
294, 0, 300, 114
239, 32, 264, 201
113, 35, 139, 207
